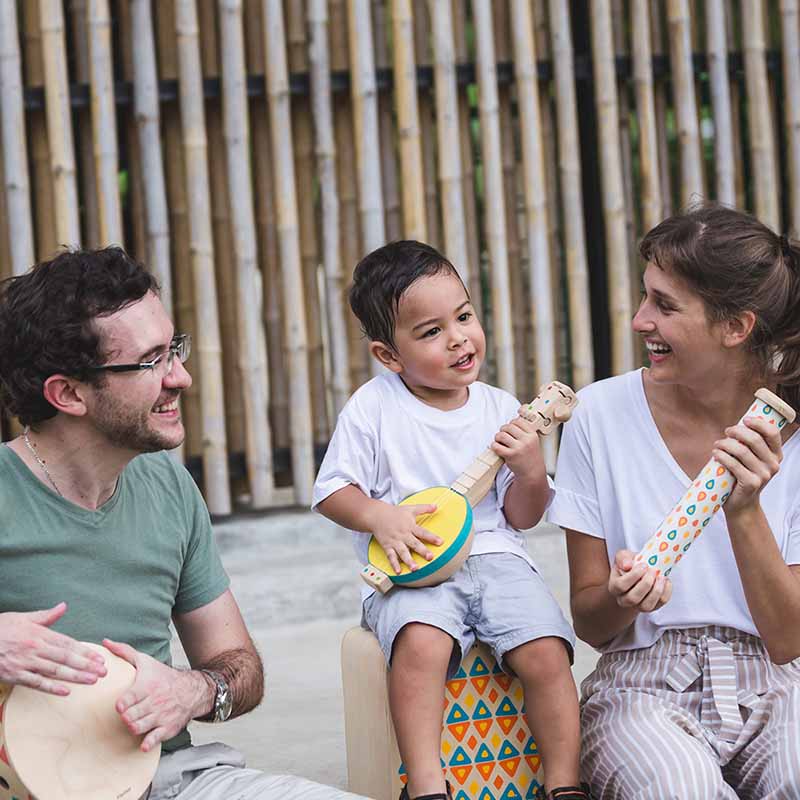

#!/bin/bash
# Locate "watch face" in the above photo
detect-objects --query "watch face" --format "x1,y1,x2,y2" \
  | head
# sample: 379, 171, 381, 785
218, 684, 233, 721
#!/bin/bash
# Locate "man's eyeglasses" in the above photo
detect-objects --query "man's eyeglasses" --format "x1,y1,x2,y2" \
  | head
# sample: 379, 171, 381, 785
87, 334, 192, 376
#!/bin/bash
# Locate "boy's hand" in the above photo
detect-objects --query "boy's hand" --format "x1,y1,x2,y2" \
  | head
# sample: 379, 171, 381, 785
491, 415, 545, 483
369, 502, 443, 574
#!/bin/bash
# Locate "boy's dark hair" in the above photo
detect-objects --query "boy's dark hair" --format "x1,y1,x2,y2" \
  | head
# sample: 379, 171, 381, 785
0, 247, 159, 426
349, 240, 465, 347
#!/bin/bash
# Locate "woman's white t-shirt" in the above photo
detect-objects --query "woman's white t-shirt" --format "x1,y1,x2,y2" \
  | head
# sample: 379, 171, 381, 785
547, 368, 800, 652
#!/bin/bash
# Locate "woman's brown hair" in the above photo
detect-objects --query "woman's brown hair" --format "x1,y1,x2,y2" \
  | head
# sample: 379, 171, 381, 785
640, 203, 800, 413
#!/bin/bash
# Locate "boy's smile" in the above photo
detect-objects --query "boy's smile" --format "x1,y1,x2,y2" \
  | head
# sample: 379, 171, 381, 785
371, 270, 486, 410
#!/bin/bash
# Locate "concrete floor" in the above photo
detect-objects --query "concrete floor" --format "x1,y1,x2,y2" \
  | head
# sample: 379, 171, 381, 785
173, 512, 599, 791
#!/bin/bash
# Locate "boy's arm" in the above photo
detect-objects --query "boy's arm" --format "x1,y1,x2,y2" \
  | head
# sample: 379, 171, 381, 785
317, 484, 442, 574
491, 415, 550, 530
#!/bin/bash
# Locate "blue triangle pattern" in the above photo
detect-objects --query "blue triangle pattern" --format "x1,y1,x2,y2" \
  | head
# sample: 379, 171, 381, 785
446, 703, 469, 724
448, 745, 472, 767
500, 785, 522, 800
472, 699, 492, 720
470, 656, 490, 676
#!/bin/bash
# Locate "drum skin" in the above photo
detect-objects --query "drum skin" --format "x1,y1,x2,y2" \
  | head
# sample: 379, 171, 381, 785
0, 642, 160, 800
367, 487, 474, 588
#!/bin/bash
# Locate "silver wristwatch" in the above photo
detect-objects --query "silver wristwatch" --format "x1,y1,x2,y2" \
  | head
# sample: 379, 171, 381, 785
200, 669, 233, 723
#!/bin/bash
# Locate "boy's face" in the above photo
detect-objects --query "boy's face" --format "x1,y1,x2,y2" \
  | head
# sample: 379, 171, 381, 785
372, 270, 485, 407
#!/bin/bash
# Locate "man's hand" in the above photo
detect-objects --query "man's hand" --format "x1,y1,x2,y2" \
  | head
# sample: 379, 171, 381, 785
103, 638, 213, 753
369, 501, 443, 574
491, 415, 546, 483
608, 549, 672, 613
0, 602, 107, 694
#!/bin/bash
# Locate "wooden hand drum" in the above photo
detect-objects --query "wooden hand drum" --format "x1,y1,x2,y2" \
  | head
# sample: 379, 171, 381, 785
0, 643, 160, 800
361, 381, 578, 593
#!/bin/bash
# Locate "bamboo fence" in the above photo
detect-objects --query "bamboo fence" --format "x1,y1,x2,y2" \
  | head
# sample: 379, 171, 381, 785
2, 2, 799, 510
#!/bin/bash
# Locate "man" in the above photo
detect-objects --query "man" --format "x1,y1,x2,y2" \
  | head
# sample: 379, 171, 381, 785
0, 247, 364, 799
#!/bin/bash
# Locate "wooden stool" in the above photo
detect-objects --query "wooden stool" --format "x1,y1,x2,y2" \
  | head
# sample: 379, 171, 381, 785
341, 627, 545, 800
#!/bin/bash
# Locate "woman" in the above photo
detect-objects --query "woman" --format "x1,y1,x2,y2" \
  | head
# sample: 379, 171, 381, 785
548, 204, 800, 799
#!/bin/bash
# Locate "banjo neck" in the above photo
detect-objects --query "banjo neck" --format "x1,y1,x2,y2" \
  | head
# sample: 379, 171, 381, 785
449, 381, 577, 508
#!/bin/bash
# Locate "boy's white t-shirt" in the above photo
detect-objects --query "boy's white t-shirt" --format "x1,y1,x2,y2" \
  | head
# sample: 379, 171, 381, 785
313, 373, 549, 595
547, 368, 800, 652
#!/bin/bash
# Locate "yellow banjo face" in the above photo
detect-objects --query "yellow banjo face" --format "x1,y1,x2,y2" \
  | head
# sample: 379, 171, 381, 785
368, 487, 472, 578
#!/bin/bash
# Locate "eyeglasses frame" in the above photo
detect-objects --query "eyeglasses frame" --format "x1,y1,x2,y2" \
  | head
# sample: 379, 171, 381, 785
86, 333, 191, 375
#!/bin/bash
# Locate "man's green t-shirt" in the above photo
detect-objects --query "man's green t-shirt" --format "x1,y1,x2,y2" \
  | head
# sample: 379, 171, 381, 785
0, 446, 230, 752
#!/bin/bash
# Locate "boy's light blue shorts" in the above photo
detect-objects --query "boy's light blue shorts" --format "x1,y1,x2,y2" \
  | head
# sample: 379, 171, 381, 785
361, 552, 575, 679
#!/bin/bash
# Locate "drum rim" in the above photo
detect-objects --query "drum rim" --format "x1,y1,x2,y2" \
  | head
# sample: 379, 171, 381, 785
367, 487, 474, 584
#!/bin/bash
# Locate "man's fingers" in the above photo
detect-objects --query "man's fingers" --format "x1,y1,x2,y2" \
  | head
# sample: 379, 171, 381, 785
103, 638, 137, 666
38, 640, 107, 676
27, 602, 68, 628
141, 727, 167, 753
19, 670, 71, 696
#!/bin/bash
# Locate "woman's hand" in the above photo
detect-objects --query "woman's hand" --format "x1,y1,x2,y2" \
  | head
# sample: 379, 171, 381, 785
608, 549, 672, 612
713, 416, 783, 516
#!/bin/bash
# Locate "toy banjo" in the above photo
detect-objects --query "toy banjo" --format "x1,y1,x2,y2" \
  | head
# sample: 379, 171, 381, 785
361, 381, 578, 593
0, 642, 160, 800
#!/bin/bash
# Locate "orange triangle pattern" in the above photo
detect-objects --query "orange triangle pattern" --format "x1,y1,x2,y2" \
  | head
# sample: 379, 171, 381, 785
476, 762, 496, 780
497, 715, 517, 735
499, 757, 521, 777
471, 676, 490, 694
448, 679, 467, 699
451, 765, 473, 785
474, 719, 493, 738
525, 755, 542, 773
448, 723, 469, 742
494, 675, 513, 691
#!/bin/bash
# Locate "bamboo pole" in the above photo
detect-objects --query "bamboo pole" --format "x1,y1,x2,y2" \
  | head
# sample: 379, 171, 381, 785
330, 0, 369, 392
373, 1, 402, 243
493, 3, 527, 394
415, 1, 442, 253
650, 3, 673, 218
473, 0, 514, 393
591, 0, 635, 375
781, 1, 800, 235
743, 0, 780, 230
262, 0, 315, 505
175, 0, 231, 514
68, 0, 100, 248
39, 0, 81, 247
0, 0, 35, 275
87, 0, 123, 245
704, 0, 736, 206
218, 0, 274, 507
451, 0, 481, 314
666, 0, 704, 205
131, 0, 174, 315
347, 0, 386, 255
429, 0, 470, 290
511, 0, 556, 394
286, 2, 330, 446
308, 0, 351, 417
631, 1, 662, 233
548, 0, 593, 388
392, 0, 426, 241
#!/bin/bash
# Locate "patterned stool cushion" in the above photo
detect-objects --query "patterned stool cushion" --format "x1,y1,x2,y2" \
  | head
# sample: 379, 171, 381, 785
341, 627, 545, 800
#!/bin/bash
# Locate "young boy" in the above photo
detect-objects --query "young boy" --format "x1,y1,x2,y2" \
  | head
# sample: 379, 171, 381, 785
313, 241, 587, 800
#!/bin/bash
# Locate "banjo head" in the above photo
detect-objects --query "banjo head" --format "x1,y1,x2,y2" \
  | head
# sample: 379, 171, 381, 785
0, 642, 160, 800
367, 487, 473, 587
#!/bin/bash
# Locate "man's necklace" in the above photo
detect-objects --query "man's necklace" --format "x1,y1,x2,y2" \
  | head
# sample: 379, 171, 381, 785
22, 427, 64, 497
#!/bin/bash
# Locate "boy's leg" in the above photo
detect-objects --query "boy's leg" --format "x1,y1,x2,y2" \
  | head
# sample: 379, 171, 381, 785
504, 637, 580, 792
361, 577, 474, 799
389, 622, 455, 797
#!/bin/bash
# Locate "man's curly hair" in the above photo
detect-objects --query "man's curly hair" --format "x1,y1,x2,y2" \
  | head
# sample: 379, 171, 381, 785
0, 247, 159, 427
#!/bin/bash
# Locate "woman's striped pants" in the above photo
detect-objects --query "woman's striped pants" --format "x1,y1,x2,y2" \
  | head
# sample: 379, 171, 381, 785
580, 626, 800, 799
